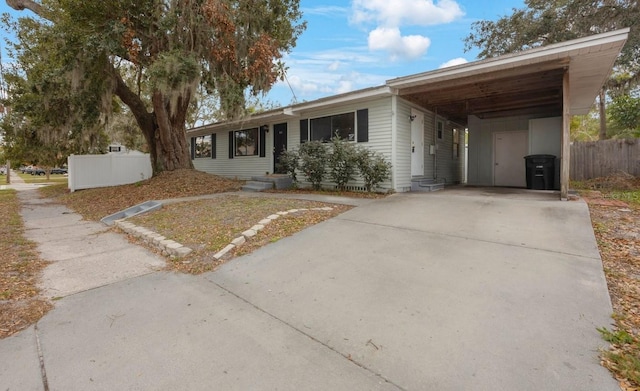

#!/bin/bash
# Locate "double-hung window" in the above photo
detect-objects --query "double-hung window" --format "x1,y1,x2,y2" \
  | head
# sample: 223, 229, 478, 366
234, 128, 258, 156
192, 134, 215, 159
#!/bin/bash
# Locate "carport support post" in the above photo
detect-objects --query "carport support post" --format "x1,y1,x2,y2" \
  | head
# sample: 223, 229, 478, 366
561, 70, 570, 201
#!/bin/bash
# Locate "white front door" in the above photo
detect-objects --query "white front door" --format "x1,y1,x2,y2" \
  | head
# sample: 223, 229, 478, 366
494, 131, 528, 187
411, 110, 424, 176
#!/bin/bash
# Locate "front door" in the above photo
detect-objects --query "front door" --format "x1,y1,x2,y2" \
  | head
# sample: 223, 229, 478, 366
273, 123, 288, 173
411, 110, 424, 176
494, 131, 527, 187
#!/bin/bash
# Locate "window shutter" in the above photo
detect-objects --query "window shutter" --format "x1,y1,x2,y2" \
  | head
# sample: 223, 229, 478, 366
228, 131, 234, 159
300, 119, 308, 143
190, 137, 195, 160
357, 109, 369, 143
259, 126, 267, 157
211, 134, 216, 159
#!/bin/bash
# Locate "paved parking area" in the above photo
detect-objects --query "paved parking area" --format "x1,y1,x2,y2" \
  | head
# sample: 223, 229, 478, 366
0, 188, 618, 390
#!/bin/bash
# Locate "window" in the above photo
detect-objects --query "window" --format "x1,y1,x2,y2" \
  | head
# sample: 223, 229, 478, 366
304, 111, 363, 143
193, 135, 213, 158
437, 120, 444, 140
453, 128, 459, 158
234, 128, 258, 156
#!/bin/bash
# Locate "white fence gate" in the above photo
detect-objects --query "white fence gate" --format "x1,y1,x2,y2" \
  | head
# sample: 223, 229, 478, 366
68, 153, 152, 192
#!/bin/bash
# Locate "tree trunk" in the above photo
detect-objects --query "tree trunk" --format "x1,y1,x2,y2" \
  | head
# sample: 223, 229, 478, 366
598, 88, 608, 140
113, 68, 193, 176
148, 91, 194, 174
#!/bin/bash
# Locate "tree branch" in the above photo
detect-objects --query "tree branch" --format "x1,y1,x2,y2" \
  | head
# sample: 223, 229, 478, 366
6, 0, 44, 17
111, 66, 154, 137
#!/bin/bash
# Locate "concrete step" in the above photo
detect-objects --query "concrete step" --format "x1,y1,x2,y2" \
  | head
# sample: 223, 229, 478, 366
242, 181, 274, 192
418, 182, 444, 192
100, 200, 162, 226
411, 177, 444, 192
250, 175, 293, 190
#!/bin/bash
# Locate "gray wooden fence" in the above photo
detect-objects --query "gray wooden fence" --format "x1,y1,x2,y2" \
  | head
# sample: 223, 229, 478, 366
570, 138, 640, 180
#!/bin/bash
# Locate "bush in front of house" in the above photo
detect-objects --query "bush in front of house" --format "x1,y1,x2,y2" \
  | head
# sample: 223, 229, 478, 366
281, 139, 392, 193
356, 148, 392, 192
328, 136, 359, 191
277, 149, 300, 185
298, 140, 327, 190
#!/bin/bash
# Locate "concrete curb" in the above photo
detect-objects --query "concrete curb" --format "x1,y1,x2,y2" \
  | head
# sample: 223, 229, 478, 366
114, 206, 336, 261
211, 206, 336, 261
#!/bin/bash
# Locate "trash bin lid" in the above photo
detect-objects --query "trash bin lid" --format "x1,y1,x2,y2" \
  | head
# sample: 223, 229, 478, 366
524, 154, 556, 159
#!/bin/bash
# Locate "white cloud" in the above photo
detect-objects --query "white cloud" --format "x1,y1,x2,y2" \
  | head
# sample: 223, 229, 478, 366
439, 57, 468, 68
336, 80, 354, 94
368, 27, 431, 60
302, 6, 350, 17
327, 61, 341, 71
351, 0, 464, 27
350, 0, 463, 61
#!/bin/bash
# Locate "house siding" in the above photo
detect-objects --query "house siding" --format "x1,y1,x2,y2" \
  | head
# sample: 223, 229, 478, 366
396, 99, 464, 188
295, 97, 394, 191
193, 129, 273, 179
192, 97, 396, 191
394, 99, 413, 191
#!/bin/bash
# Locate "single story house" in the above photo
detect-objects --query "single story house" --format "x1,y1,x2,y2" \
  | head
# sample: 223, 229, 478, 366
187, 29, 629, 199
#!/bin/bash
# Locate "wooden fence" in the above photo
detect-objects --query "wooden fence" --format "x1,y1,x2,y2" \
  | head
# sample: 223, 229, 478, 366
570, 138, 640, 180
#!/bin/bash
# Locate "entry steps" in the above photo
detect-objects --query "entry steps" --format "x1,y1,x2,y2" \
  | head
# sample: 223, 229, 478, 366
100, 200, 162, 226
242, 175, 293, 192
411, 177, 445, 192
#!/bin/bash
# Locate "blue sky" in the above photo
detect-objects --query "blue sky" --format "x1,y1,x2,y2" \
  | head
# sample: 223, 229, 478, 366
267, 0, 525, 106
0, 0, 525, 106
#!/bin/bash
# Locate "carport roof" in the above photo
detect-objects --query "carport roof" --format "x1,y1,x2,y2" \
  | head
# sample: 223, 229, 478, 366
188, 29, 628, 135
387, 28, 629, 125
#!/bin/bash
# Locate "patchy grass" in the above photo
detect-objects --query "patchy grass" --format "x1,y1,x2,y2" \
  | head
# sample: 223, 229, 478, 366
130, 195, 351, 274
16, 172, 68, 184
576, 173, 640, 390
0, 190, 52, 339
39, 170, 361, 275
46, 169, 243, 221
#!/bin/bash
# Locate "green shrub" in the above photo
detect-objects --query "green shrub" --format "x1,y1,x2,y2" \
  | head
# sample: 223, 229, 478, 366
276, 149, 300, 184
299, 141, 327, 190
356, 148, 392, 192
328, 136, 359, 191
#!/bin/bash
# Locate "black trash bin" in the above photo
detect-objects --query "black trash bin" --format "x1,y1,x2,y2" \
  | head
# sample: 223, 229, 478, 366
524, 154, 555, 190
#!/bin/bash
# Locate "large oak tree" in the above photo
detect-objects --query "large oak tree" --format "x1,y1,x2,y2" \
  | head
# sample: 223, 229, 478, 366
5, 0, 305, 174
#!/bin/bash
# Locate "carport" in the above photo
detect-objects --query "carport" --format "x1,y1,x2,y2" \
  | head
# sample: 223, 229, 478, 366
387, 28, 629, 199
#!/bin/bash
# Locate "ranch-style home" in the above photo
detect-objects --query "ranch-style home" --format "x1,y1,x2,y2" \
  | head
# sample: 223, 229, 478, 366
187, 29, 629, 200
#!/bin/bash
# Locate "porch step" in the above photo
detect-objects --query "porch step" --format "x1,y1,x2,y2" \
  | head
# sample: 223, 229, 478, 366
242, 181, 274, 192
411, 177, 445, 192
242, 175, 293, 192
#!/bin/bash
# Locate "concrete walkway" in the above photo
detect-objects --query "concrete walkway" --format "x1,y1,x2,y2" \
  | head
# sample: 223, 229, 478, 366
0, 185, 619, 390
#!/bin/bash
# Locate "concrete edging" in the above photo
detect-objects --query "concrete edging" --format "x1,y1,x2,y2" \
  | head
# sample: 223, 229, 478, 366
114, 206, 335, 260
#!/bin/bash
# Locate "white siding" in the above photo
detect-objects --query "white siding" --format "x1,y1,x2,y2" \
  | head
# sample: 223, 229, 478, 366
395, 99, 464, 189
394, 99, 413, 191
193, 97, 396, 191
293, 97, 394, 191
193, 129, 273, 179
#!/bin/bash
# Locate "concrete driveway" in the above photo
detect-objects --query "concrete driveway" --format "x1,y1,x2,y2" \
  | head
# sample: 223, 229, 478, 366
0, 188, 618, 390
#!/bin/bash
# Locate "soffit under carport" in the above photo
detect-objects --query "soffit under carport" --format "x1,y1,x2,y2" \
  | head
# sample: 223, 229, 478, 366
387, 29, 629, 126
398, 60, 567, 125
